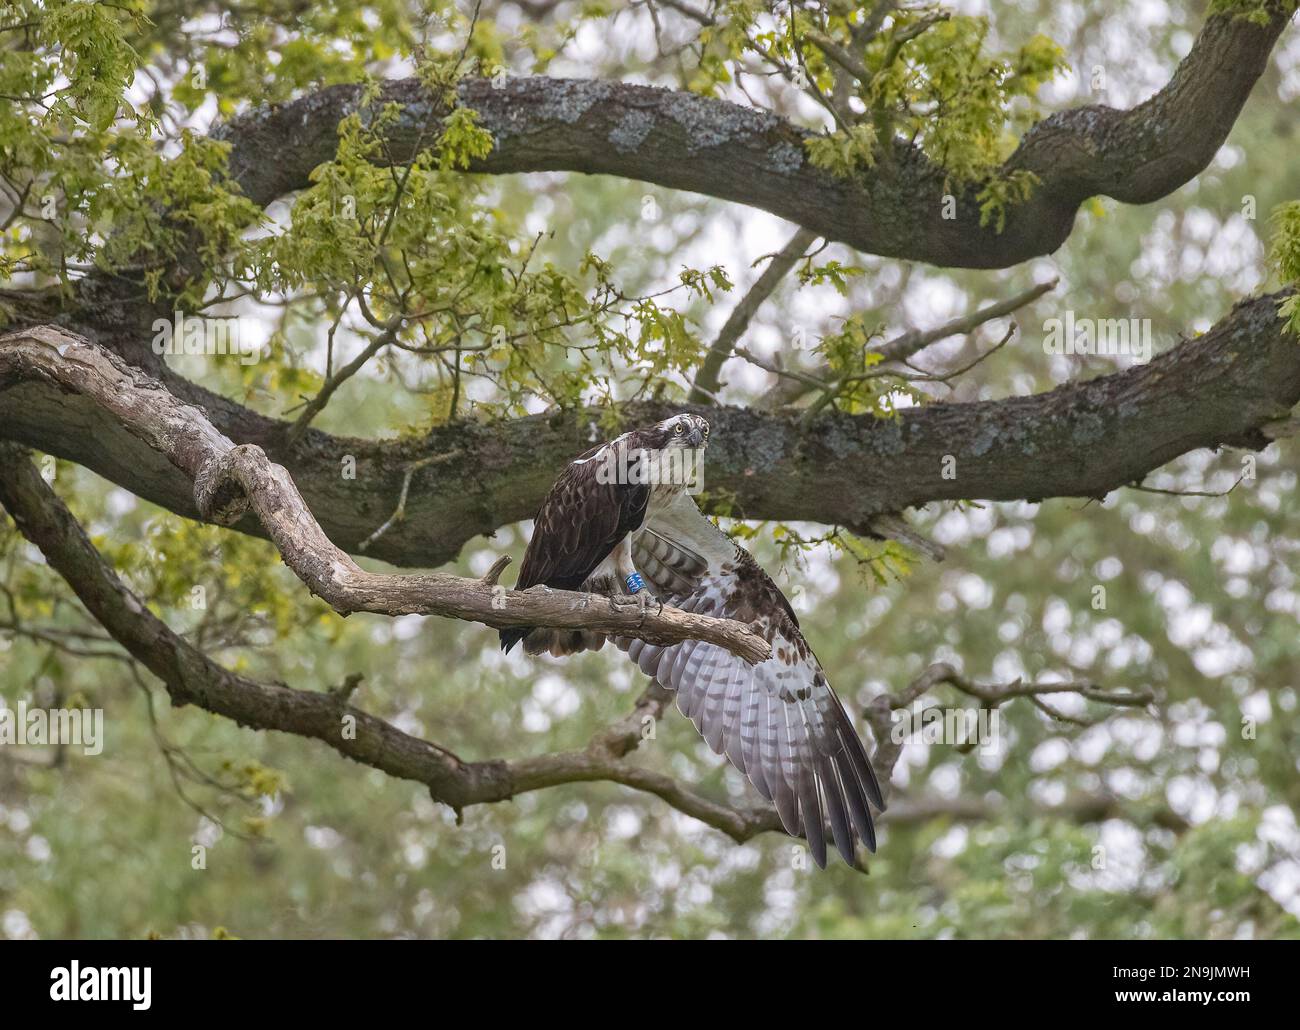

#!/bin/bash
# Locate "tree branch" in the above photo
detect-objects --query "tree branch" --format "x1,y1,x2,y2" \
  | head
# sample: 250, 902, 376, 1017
0, 447, 1188, 850
0, 5, 1289, 576
0, 445, 764, 831
6, 5, 1286, 393
0, 450, 827, 847
12, 0, 1252, 343
4, 289, 1296, 569
284, 320, 400, 446
689, 226, 818, 404
863, 661, 1156, 786
762, 277, 1059, 408
0, 326, 771, 663
195, 4, 1291, 275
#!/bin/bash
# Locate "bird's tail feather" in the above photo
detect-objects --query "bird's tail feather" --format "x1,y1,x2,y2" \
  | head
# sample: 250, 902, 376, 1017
500, 625, 606, 657
498, 626, 532, 653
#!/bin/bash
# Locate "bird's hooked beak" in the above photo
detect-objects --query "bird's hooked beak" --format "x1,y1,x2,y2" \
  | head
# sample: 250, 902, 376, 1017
688, 426, 705, 447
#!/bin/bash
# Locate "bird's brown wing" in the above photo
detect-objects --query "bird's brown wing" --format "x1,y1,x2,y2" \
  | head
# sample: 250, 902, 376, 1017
514, 444, 650, 592
500, 443, 649, 654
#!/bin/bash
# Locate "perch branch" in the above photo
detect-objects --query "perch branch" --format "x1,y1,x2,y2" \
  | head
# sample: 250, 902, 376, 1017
0, 326, 770, 664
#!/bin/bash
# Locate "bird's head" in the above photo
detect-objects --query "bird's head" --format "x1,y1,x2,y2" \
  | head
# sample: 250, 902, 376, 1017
650, 412, 710, 450
609, 414, 709, 495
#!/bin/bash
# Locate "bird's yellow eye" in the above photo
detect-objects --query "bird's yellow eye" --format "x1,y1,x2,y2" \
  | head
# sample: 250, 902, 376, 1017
703, 425, 709, 437
674, 423, 684, 435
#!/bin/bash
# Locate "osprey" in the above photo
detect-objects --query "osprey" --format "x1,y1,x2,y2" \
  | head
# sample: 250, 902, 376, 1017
500, 413, 884, 867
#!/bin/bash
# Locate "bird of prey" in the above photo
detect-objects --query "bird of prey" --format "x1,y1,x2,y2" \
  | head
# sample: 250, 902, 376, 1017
500, 413, 884, 867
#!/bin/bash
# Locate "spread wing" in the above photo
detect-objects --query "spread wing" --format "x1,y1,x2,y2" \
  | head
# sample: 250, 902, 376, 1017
616, 502, 884, 868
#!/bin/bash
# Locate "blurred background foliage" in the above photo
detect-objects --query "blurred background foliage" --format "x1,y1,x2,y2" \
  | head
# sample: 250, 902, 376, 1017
1, 0, 1299, 939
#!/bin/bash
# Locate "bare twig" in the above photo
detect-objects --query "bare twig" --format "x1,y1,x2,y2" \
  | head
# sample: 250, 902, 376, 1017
764, 277, 1057, 408
803, 29, 873, 85
357, 449, 461, 553
876, 278, 1056, 364
650, 0, 715, 25
689, 227, 818, 404
285, 320, 401, 445
865, 661, 1155, 781
1128, 474, 1246, 499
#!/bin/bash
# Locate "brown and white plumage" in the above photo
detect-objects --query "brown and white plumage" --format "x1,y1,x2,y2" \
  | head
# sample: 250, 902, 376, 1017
503, 414, 885, 867
498, 435, 650, 657
618, 490, 884, 867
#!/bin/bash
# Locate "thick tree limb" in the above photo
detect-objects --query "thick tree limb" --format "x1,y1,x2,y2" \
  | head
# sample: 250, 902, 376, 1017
0, 2, 1290, 576
0, 458, 1169, 849
202, 5, 1291, 272
0, 448, 837, 848
0, 4, 1288, 563
31, 0, 1279, 342
3, 290, 1296, 570
0, 326, 770, 663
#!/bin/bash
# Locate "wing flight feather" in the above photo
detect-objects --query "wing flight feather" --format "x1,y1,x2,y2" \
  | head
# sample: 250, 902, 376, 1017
614, 500, 885, 867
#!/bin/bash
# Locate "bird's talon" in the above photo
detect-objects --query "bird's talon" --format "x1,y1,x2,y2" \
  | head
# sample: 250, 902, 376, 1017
633, 588, 654, 623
